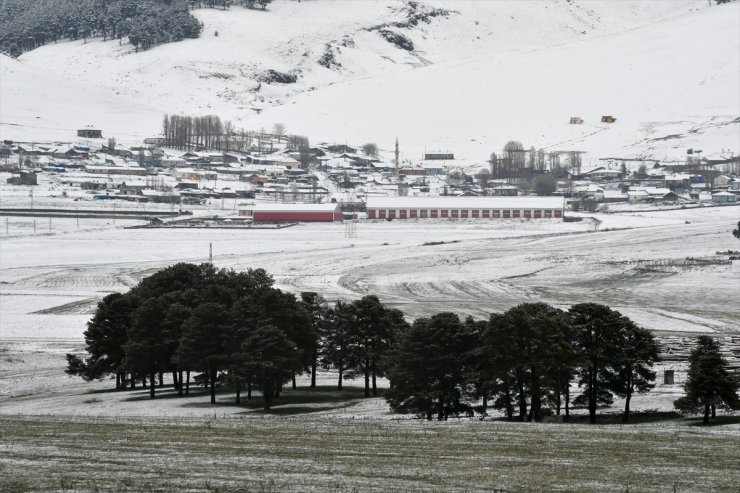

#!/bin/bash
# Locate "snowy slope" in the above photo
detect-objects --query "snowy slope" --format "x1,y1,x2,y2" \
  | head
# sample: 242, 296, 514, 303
1, 0, 738, 163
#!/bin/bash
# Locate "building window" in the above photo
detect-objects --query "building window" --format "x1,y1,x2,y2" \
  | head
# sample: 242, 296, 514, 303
419, 210, 428, 219
523, 210, 532, 219
388, 210, 397, 219
399, 210, 407, 219
409, 210, 417, 219
368, 210, 376, 219
502, 210, 510, 218
534, 210, 542, 219
512, 210, 520, 218
544, 210, 552, 218
378, 210, 386, 219
451, 210, 459, 219
430, 210, 438, 218
554, 210, 562, 218
482, 210, 490, 218
440, 210, 448, 218
471, 210, 480, 218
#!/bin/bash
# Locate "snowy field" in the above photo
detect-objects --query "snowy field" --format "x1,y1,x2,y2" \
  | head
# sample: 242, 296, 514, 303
1, 205, 738, 418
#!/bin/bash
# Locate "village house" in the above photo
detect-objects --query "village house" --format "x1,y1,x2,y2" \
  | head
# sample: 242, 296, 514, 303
628, 187, 679, 202
6, 171, 38, 185
84, 164, 148, 176
712, 191, 737, 204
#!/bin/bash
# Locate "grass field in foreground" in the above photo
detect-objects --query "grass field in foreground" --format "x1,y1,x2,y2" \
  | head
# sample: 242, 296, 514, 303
1, 412, 739, 493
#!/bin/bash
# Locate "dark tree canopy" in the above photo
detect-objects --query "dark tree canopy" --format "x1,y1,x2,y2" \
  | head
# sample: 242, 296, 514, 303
0, 0, 202, 57
385, 312, 475, 420
675, 336, 739, 423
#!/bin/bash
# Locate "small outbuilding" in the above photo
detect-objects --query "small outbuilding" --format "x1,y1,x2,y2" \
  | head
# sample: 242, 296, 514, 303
77, 128, 103, 138
247, 203, 342, 222
569, 117, 584, 124
601, 116, 617, 123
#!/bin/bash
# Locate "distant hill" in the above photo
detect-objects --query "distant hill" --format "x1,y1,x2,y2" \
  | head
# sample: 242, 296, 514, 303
1, 0, 738, 165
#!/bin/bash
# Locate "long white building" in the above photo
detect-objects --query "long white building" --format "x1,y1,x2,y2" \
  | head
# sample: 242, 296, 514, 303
365, 196, 564, 220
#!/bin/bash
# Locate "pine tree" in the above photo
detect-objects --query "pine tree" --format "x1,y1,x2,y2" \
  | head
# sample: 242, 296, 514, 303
241, 325, 301, 410
609, 322, 660, 422
385, 312, 475, 420
674, 336, 739, 423
66, 292, 138, 389
569, 303, 627, 424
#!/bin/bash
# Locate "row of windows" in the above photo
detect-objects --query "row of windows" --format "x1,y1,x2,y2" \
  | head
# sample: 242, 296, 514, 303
367, 209, 562, 219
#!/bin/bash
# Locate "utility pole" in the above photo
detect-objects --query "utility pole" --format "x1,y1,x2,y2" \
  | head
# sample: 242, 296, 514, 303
209, 242, 213, 264
394, 138, 400, 177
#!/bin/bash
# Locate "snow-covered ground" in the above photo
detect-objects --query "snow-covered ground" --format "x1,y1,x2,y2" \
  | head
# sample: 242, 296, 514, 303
1, 205, 738, 417
2, 0, 738, 163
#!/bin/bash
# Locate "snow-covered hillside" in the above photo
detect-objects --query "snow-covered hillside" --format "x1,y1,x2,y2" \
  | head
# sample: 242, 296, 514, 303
1, 0, 738, 164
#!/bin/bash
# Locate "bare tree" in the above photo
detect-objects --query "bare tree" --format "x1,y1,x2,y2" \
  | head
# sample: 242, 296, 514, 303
362, 143, 378, 157
272, 123, 286, 143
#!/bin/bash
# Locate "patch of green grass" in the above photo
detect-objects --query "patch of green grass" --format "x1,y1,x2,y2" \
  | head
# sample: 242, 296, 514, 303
1, 413, 739, 492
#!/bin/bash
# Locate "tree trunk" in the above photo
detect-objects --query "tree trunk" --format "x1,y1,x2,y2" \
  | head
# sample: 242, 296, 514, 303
178, 369, 184, 396
504, 385, 514, 420
372, 360, 378, 396
529, 368, 541, 422
364, 358, 370, 398
263, 380, 273, 410
703, 402, 710, 424
711, 404, 716, 418
185, 368, 190, 395
565, 384, 570, 422
172, 369, 180, 391
247, 378, 252, 400
482, 395, 488, 415
310, 360, 317, 388
235, 380, 241, 405
623, 391, 632, 423
426, 410, 433, 421
149, 371, 156, 399
588, 369, 597, 425
292, 373, 296, 390
158, 372, 163, 387
517, 381, 527, 422
209, 368, 217, 404
337, 363, 343, 391
116, 373, 121, 390
130, 374, 135, 389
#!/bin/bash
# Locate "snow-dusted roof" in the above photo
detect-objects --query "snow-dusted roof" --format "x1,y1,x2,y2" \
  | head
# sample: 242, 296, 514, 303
366, 196, 564, 209
251, 203, 340, 213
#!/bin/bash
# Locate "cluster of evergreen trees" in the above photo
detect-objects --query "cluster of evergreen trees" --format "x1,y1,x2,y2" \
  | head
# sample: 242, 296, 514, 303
386, 303, 661, 423
0, 0, 201, 57
67, 263, 738, 423
66, 263, 407, 410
